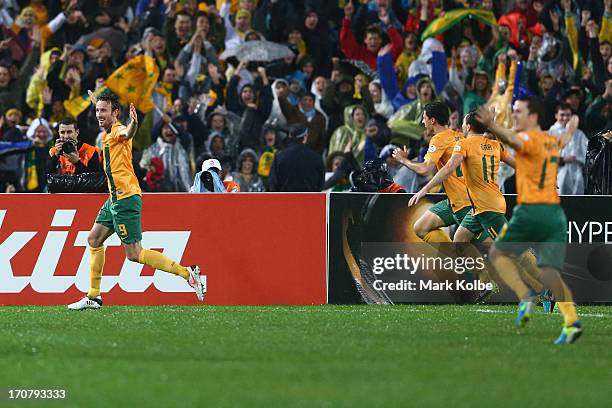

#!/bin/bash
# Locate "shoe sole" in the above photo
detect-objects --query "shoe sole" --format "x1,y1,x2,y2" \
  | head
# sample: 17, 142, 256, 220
191, 266, 205, 302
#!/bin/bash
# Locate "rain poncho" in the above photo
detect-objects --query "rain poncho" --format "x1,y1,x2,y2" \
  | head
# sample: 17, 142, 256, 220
549, 122, 588, 195
329, 105, 368, 166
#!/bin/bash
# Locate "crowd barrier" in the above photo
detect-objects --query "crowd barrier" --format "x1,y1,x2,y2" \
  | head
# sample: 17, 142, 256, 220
0, 194, 327, 305
1, 193, 611, 305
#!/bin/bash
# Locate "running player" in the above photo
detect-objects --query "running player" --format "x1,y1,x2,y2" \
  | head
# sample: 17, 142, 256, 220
475, 97, 581, 344
68, 92, 205, 310
392, 101, 471, 244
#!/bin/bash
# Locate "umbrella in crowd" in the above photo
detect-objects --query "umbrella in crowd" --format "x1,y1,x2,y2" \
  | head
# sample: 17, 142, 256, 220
339, 59, 379, 80
77, 27, 128, 60
220, 41, 294, 62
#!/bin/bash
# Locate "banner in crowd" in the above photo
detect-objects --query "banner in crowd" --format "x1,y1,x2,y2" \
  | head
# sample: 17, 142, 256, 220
328, 193, 612, 304
0, 194, 327, 305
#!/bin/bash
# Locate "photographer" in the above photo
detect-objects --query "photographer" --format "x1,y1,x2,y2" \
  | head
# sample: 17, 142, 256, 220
47, 118, 102, 175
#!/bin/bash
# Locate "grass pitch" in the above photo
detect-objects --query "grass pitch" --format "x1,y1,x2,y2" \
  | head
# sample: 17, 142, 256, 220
1, 304, 611, 408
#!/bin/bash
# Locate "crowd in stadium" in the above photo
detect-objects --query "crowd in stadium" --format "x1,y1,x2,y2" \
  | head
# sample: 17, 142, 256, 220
0, 0, 610, 194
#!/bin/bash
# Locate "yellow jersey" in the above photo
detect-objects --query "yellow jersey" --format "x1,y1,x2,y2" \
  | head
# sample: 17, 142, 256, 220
102, 122, 141, 201
515, 130, 561, 205
452, 135, 509, 215
424, 128, 471, 212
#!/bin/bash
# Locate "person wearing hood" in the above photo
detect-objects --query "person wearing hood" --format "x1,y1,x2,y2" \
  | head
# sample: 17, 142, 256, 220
231, 148, 265, 192
258, 125, 281, 190
387, 76, 437, 147
267, 78, 289, 127
226, 65, 273, 152
368, 79, 394, 120
329, 105, 368, 165
321, 71, 373, 140
23, 118, 54, 192
268, 124, 324, 192
340, 2, 402, 70
301, 9, 333, 77
205, 110, 240, 160
278, 90, 327, 154
140, 118, 193, 192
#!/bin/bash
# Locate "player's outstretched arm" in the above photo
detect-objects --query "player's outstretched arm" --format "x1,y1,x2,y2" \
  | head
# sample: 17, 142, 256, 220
125, 103, 139, 140
392, 146, 436, 176
475, 106, 523, 151
408, 154, 463, 206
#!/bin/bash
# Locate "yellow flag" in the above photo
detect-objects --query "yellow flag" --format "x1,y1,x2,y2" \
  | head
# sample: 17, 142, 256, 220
106, 54, 160, 113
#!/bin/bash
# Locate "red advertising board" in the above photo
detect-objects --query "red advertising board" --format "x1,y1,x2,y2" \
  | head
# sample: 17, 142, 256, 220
0, 194, 327, 305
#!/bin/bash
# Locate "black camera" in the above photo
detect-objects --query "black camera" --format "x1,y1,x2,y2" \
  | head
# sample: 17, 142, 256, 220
61, 139, 78, 154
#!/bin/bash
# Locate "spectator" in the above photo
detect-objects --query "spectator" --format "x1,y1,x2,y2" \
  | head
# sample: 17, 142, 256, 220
548, 104, 588, 195
269, 124, 324, 192
278, 90, 327, 154
23, 118, 54, 192
140, 118, 193, 192
340, 1, 402, 70
329, 105, 368, 165
231, 148, 265, 192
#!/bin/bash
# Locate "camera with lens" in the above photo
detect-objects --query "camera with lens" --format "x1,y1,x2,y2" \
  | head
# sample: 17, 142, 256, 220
61, 139, 78, 155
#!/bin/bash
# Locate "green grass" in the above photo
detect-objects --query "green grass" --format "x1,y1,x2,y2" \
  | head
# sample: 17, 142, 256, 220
1, 305, 611, 408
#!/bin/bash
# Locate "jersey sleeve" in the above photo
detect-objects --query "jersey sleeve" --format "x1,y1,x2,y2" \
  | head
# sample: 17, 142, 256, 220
112, 125, 129, 140
516, 132, 539, 156
452, 138, 468, 159
424, 135, 445, 164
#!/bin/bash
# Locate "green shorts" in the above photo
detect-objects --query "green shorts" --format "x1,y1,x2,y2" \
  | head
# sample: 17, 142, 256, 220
95, 195, 143, 244
495, 204, 567, 269
461, 211, 508, 241
429, 199, 471, 226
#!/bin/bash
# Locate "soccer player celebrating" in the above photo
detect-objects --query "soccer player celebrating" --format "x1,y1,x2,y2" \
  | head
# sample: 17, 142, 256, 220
68, 92, 205, 310
475, 97, 581, 345
408, 110, 515, 242
392, 101, 471, 244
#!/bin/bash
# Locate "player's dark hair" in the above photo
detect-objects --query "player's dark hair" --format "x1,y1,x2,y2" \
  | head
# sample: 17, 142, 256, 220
517, 96, 544, 121
424, 101, 450, 126
97, 91, 122, 113
58, 117, 78, 130
464, 110, 488, 134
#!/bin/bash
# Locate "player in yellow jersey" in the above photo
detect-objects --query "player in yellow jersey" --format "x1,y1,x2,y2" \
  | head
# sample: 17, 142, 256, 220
68, 92, 205, 310
409, 111, 514, 241
475, 96, 582, 344
393, 101, 472, 244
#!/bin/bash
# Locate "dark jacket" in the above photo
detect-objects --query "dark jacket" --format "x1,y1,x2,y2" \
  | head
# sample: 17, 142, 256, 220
268, 141, 324, 191
278, 96, 327, 153
585, 133, 612, 195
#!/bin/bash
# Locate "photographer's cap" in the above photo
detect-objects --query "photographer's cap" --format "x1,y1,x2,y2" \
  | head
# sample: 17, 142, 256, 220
202, 158, 221, 172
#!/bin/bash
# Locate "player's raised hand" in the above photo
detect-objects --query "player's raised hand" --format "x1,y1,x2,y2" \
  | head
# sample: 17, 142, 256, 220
129, 103, 138, 126
392, 146, 409, 163
474, 106, 494, 128
408, 189, 426, 207
88, 90, 98, 105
